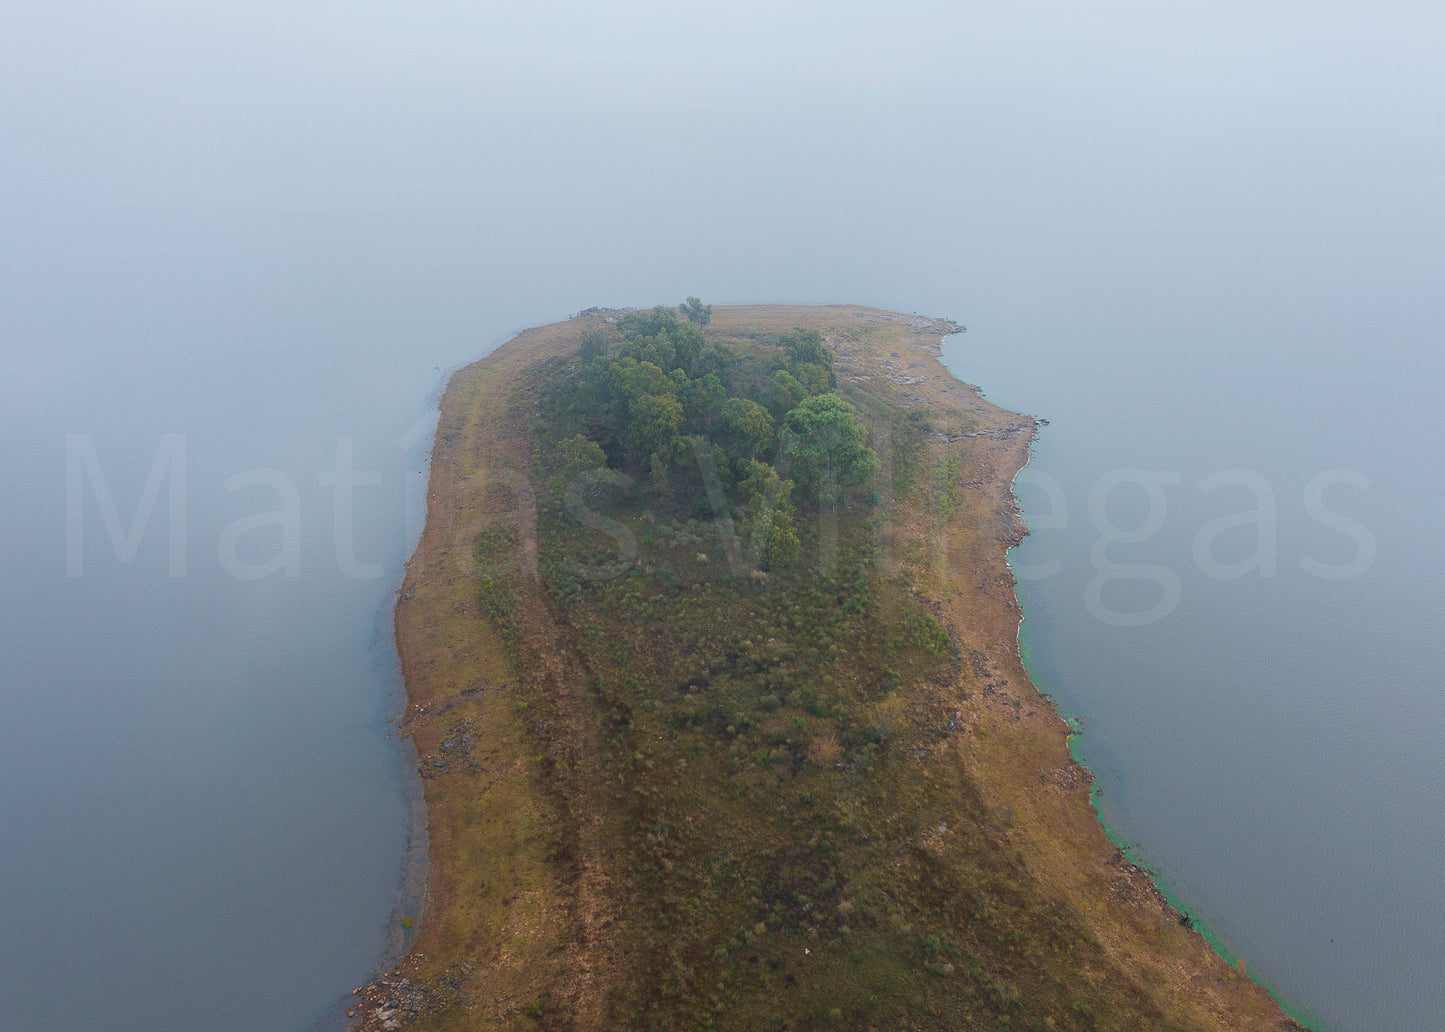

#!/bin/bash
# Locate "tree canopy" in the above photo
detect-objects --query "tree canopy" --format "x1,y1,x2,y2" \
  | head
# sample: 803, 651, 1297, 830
780, 393, 878, 508
607, 357, 684, 464
679, 296, 712, 325
778, 328, 828, 369
563, 301, 876, 568
720, 398, 776, 461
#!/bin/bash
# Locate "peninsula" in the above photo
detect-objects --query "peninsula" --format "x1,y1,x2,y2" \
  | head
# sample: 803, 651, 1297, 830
363, 304, 1302, 1030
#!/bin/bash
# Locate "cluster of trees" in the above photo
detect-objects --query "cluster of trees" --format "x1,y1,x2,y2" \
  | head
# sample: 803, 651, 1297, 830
561, 304, 876, 569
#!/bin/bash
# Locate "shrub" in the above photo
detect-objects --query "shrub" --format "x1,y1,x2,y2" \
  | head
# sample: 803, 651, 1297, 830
807, 732, 842, 766
869, 696, 906, 739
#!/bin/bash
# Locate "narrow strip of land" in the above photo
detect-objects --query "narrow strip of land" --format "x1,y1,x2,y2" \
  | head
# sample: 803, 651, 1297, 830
355, 304, 1302, 1031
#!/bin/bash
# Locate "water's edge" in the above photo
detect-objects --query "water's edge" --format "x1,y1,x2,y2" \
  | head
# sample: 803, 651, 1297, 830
310, 397, 447, 1031
998, 430, 1328, 1032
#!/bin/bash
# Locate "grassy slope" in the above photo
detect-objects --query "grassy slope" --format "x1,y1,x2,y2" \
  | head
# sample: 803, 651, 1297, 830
379, 305, 1302, 1031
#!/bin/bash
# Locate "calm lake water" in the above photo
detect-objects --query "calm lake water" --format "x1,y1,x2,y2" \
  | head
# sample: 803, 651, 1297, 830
943, 307, 1445, 1031
3, 5, 1441, 1030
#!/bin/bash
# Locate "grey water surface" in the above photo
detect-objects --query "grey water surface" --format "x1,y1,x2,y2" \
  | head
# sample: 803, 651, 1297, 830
944, 310, 1445, 1030
3, 3, 1441, 1031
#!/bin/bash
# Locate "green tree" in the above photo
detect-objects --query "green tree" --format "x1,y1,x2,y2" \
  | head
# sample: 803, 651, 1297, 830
696, 342, 737, 388
615, 305, 703, 375
680, 296, 712, 325
559, 434, 606, 474
697, 373, 727, 432
720, 398, 776, 461
736, 459, 781, 510
780, 393, 879, 509
552, 434, 609, 498
608, 357, 674, 408
671, 319, 704, 372
648, 452, 673, 499
748, 497, 800, 570
627, 392, 684, 465
777, 328, 835, 391
619, 305, 681, 340
615, 331, 676, 373
777, 327, 829, 368
579, 327, 610, 362
709, 442, 734, 495
736, 461, 799, 570
762, 369, 808, 421
608, 358, 684, 468
793, 361, 832, 396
